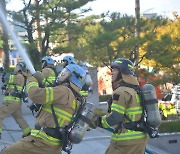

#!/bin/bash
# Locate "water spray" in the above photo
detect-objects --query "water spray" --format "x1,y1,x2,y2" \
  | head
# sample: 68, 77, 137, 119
0, 8, 36, 74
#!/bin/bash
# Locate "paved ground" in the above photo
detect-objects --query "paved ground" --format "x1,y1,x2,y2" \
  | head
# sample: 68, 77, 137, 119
0, 113, 111, 154
0, 109, 170, 154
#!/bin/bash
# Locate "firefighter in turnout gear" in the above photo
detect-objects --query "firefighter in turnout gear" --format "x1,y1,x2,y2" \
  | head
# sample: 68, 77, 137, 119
1, 61, 86, 154
0, 62, 31, 139
28, 56, 57, 115
41, 56, 57, 87
91, 58, 147, 154
58, 55, 87, 89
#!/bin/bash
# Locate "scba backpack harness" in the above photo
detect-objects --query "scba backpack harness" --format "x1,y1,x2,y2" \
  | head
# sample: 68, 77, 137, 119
115, 83, 160, 138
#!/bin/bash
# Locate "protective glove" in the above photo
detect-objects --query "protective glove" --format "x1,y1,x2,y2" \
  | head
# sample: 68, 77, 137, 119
33, 71, 43, 85
88, 87, 93, 94
2, 73, 10, 84
1, 84, 7, 90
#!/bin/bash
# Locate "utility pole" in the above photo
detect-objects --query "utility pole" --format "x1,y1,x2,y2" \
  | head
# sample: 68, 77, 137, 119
34, 0, 42, 52
134, 0, 140, 66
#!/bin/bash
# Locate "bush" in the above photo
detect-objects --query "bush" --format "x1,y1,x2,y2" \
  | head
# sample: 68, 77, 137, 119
4, 67, 14, 72
99, 95, 111, 102
159, 119, 180, 133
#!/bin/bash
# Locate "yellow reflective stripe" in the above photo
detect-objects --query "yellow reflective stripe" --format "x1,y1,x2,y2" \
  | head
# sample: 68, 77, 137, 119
136, 94, 141, 103
111, 103, 125, 114
45, 87, 54, 105
7, 85, 23, 91
7, 85, 14, 89
80, 90, 88, 96
42, 105, 72, 122
101, 115, 111, 128
3, 96, 21, 102
42, 76, 56, 85
42, 71, 56, 86
9, 75, 14, 84
26, 82, 39, 92
72, 100, 77, 110
128, 114, 136, 123
58, 118, 64, 127
115, 60, 122, 64
111, 131, 146, 141
126, 106, 142, 114
31, 129, 61, 146
128, 64, 134, 69
22, 127, 31, 135
48, 76, 56, 81
16, 85, 23, 91
115, 60, 133, 69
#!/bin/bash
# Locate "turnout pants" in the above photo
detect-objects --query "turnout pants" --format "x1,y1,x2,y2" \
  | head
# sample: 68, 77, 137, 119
105, 136, 148, 154
0, 102, 30, 134
1, 136, 62, 154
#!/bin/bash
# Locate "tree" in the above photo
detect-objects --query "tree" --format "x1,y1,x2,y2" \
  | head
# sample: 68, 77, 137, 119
142, 14, 180, 84
75, 12, 137, 67
8, 0, 94, 69
0, 0, 10, 70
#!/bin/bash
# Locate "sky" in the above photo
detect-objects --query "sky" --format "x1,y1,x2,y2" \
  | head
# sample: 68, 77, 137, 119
6, 0, 180, 19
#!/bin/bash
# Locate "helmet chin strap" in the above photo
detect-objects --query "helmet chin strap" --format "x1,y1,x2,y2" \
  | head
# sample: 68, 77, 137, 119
63, 61, 68, 68
42, 61, 47, 69
116, 71, 122, 81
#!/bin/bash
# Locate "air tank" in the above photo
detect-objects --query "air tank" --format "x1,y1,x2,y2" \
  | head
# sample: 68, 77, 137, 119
141, 84, 161, 128
69, 102, 97, 144
95, 102, 109, 116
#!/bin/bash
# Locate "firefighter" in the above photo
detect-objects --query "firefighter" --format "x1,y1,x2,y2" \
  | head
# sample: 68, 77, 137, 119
28, 56, 57, 115
79, 62, 93, 97
1, 61, 86, 154
59, 56, 91, 96
91, 58, 147, 154
41, 56, 57, 87
158, 102, 177, 120
0, 62, 31, 139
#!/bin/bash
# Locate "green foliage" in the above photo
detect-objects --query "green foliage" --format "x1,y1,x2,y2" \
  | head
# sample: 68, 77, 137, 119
99, 95, 111, 102
3, 1, 179, 85
159, 119, 180, 133
7, 0, 95, 65
4, 67, 14, 73
142, 16, 180, 81
0, 39, 2, 48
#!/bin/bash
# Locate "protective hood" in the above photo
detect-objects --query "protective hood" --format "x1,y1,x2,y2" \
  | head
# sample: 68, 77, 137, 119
121, 74, 139, 86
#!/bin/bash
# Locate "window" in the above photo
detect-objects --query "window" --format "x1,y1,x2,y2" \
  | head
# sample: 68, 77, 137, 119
162, 94, 172, 101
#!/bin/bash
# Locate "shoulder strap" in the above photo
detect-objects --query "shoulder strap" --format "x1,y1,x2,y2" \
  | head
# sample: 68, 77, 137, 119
114, 83, 146, 132
51, 67, 58, 77
118, 82, 146, 116
51, 105, 60, 128
50, 105, 72, 153
67, 85, 84, 103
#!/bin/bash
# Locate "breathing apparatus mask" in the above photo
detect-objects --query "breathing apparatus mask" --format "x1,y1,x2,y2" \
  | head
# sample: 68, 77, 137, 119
14, 62, 29, 77
61, 55, 76, 68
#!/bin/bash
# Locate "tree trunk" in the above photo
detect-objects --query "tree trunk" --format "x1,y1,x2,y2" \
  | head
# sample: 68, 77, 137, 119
0, 0, 10, 70
134, 0, 140, 66
34, 0, 42, 51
